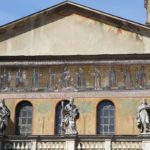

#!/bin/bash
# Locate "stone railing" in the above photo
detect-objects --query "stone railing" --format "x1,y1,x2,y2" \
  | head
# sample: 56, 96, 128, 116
0, 135, 150, 150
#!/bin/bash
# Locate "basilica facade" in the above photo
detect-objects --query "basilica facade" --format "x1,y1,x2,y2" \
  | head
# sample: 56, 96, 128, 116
0, 1, 150, 138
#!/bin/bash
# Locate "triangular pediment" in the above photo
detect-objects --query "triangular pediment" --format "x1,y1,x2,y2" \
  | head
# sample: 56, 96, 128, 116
0, 1, 150, 56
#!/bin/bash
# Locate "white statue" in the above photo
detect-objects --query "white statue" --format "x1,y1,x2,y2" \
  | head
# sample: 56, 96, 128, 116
0, 99, 10, 135
137, 99, 150, 133
61, 97, 79, 135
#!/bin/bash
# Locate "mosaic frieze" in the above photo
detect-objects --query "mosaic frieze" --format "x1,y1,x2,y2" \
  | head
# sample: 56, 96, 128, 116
0, 64, 149, 92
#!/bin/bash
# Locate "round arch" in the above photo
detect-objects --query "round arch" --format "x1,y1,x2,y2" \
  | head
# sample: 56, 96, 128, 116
96, 99, 115, 135
54, 99, 69, 135
15, 100, 33, 135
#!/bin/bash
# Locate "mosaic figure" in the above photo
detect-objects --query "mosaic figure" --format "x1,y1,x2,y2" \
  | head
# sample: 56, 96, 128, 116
22, 71, 27, 86
32, 68, 39, 89
16, 69, 24, 89
2, 69, 8, 89
61, 67, 71, 88
135, 66, 147, 88
7, 72, 11, 89
137, 99, 150, 133
76, 68, 86, 89
0, 69, 9, 91
61, 97, 79, 135
0, 99, 10, 135
92, 68, 101, 90
124, 66, 132, 89
47, 68, 55, 90
109, 66, 116, 87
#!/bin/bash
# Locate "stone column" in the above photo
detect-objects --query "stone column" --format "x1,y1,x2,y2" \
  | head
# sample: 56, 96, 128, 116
104, 139, 112, 150
66, 139, 75, 150
145, 0, 150, 25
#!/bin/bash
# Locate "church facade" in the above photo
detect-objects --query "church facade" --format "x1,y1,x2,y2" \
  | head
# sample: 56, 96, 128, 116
0, 1, 150, 138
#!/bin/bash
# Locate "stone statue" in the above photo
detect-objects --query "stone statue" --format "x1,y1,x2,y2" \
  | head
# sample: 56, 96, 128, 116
47, 68, 55, 90
32, 68, 39, 89
135, 66, 147, 89
137, 99, 150, 133
61, 97, 79, 135
76, 68, 86, 89
61, 67, 71, 88
124, 66, 132, 89
145, 0, 150, 25
109, 66, 117, 88
92, 68, 101, 90
0, 99, 10, 135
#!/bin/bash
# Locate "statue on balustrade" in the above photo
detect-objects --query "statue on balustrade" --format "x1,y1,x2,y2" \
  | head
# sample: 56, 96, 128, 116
32, 68, 39, 90
109, 66, 117, 88
135, 66, 147, 89
61, 97, 79, 135
92, 68, 101, 90
0, 99, 10, 135
124, 66, 132, 89
137, 99, 150, 134
61, 67, 71, 88
76, 68, 86, 89
47, 68, 56, 90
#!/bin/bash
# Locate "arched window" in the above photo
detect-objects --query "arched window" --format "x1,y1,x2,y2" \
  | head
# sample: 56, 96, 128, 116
97, 100, 115, 135
55, 100, 69, 135
15, 101, 33, 135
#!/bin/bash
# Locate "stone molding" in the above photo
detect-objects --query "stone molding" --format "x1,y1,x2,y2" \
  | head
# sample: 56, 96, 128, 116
1, 90, 150, 99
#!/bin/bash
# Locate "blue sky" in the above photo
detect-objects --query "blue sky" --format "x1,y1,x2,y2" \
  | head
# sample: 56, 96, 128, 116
0, 0, 146, 26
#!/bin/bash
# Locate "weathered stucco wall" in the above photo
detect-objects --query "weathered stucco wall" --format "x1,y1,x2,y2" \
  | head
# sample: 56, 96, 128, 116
0, 14, 149, 56
4, 97, 148, 135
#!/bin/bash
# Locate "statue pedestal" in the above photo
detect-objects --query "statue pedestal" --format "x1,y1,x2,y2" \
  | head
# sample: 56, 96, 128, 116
65, 138, 76, 150
140, 133, 150, 150
140, 132, 150, 136
142, 139, 150, 150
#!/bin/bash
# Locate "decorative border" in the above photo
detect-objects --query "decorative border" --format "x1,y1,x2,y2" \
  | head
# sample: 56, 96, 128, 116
1, 90, 150, 99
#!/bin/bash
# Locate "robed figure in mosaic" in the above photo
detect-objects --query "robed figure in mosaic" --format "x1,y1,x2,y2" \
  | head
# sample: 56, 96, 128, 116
47, 68, 56, 90
137, 99, 150, 133
0, 69, 11, 91
32, 68, 39, 90
124, 66, 132, 89
61, 67, 71, 88
61, 97, 79, 135
0, 99, 10, 135
135, 66, 147, 89
76, 68, 86, 89
109, 66, 117, 88
92, 68, 101, 90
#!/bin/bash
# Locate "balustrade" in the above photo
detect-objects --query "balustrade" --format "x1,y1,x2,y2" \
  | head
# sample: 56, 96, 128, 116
0, 135, 149, 150
3, 140, 32, 150
112, 141, 142, 150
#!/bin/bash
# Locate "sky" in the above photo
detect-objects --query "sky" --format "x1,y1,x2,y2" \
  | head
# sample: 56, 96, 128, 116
0, 0, 147, 26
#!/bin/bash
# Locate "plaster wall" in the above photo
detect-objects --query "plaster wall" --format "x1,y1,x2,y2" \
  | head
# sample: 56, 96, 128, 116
4, 97, 147, 135
0, 14, 149, 56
